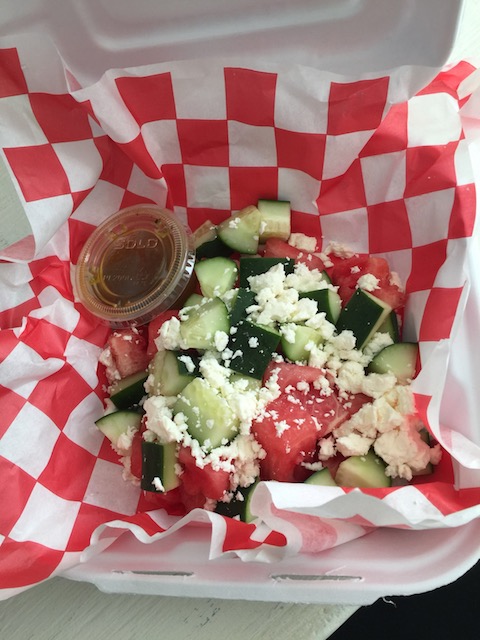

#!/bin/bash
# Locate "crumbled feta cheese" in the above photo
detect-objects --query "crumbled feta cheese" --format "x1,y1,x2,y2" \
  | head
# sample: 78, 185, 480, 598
288, 233, 317, 252
325, 242, 355, 258
143, 395, 187, 443
318, 437, 336, 460
214, 330, 229, 352
177, 354, 196, 373
363, 332, 394, 360
152, 476, 165, 492
99, 347, 121, 382
155, 316, 183, 351
284, 262, 330, 293
357, 273, 380, 292
336, 432, 375, 457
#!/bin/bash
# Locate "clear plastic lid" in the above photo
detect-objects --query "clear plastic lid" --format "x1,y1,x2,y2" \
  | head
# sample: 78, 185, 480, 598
75, 205, 195, 327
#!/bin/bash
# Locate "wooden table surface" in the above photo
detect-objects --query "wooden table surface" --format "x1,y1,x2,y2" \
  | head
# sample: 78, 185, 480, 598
1, 2, 479, 638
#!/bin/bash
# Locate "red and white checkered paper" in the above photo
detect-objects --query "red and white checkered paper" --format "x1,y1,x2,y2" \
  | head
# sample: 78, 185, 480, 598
1, 36, 480, 600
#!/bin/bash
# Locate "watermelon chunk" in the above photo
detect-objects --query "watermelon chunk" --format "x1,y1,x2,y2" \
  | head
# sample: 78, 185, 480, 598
330, 255, 405, 310
263, 238, 326, 271
108, 328, 149, 380
178, 447, 231, 502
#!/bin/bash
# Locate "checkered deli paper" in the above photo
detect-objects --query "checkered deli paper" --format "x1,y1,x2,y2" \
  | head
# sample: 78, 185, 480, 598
1, 35, 480, 600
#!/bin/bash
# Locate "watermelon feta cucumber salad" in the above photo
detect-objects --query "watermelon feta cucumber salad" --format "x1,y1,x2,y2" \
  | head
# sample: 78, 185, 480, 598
96, 200, 441, 523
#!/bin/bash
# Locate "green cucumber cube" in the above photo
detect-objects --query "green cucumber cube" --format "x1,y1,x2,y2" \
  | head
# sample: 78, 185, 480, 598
227, 320, 280, 379
141, 440, 180, 492
239, 257, 294, 289
335, 449, 391, 488
217, 205, 262, 254
173, 377, 239, 450
336, 289, 392, 349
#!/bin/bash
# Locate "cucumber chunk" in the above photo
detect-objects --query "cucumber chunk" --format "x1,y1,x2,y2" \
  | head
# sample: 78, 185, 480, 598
183, 293, 205, 309
193, 220, 232, 259
229, 287, 256, 326
304, 467, 338, 486
110, 371, 148, 409
180, 297, 230, 350
173, 377, 239, 449
336, 289, 392, 350
239, 257, 294, 289
149, 349, 198, 396
230, 372, 262, 392
217, 205, 261, 254
378, 310, 400, 342
141, 440, 180, 492
95, 410, 142, 447
335, 449, 391, 488
299, 288, 341, 324
194, 256, 238, 298
215, 480, 259, 522
280, 324, 323, 363
257, 199, 291, 242
367, 342, 419, 384
227, 320, 281, 379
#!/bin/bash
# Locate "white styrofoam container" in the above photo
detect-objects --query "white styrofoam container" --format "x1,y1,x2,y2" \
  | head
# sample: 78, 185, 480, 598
3, 0, 479, 604
63, 519, 480, 605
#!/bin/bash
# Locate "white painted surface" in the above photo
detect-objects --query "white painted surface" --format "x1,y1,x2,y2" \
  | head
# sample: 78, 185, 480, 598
1, 2, 479, 638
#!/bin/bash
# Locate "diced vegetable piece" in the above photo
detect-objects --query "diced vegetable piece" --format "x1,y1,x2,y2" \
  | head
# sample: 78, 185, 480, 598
227, 320, 281, 379
367, 342, 419, 384
173, 378, 239, 449
141, 440, 180, 492
147, 310, 179, 357
182, 293, 204, 309
178, 446, 231, 502
193, 220, 232, 259
304, 468, 338, 486
109, 370, 148, 409
229, 287, 256, 326
229, 372, 262, 392
239, 256, 294, 288
263, 237, 326, 271
179, 297, 230, 350
335, 289, 392, 349
334, 449, 391, 488
280, 324, 323, 363
107, 328, 149, 380
148, 349, 198, 396
252, 393, 319, 482
217, 205, 262, 254
215, 480, 259, 523
378, 310, 400, 342
95, 410, 142, 447
257, 199, 291, 242
299, 288, 342, 324
194, 256, 238, 298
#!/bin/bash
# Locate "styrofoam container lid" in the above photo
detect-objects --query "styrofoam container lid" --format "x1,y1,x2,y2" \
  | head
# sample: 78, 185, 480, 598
0, 0, 465, 85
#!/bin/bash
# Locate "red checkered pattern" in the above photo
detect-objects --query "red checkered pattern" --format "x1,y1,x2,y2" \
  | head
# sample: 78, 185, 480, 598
1, 39, 480, 599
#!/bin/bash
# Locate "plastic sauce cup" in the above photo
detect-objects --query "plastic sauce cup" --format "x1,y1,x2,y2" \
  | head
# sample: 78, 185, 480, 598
75, 205, 195, 327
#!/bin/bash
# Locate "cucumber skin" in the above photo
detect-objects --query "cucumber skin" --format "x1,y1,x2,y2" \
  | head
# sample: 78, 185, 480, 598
110, 371, 148, 409
214, 480, 258, 522
141, 440, 179, 492
239, 257, 294, 289
336, 289, 392, 350
228, 320, 281, 379
95, 410, 142, 445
